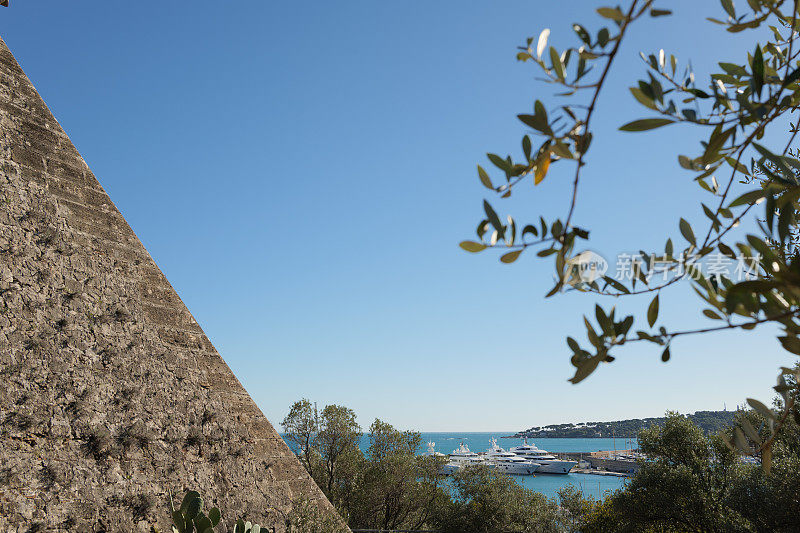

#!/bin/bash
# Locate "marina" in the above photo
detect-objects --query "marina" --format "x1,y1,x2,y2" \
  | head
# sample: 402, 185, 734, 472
437, 438, 579, 476
409, 434, 637, 499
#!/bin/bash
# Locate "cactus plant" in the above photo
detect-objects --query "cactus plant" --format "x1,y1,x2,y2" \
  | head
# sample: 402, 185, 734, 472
169, 490, 221, 533
233, 519, 261, 533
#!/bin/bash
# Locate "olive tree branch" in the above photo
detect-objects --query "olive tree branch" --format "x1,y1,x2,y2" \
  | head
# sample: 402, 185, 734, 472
564, 0, 651, 231
621, 308, 798, 345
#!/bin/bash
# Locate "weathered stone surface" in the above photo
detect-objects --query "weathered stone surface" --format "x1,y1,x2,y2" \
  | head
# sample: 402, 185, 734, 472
0, 35, 340, 532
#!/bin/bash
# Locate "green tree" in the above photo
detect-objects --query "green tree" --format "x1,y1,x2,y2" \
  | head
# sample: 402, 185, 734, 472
725, 368, 800, 531
556, 484, 602, 532
433, 465, 564, 533
611, 412, 746, 532
282, 398, 319, 479
347, 420, 449, 531
572, 391, 800, 532
316, 404, 361, 498
461, 0, 800, 467
282, 400, 362, 510
285, 497, 351, 533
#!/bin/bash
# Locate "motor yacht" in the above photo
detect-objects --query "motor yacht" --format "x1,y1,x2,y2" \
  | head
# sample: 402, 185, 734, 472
441, 442, 484, 474
422, 441, 446, 457
484, 438, 540, 475
510, 439, 577, 474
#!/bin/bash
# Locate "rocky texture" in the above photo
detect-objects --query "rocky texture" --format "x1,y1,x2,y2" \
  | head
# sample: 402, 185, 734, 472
0, 35, 339, 532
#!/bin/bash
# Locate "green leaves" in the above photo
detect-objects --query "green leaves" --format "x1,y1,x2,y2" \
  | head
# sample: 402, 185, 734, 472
729, 188, 770, 207
619, 118, 674, 131
777, 204, 795, 243
460, 241, 487, 253
751, 44, 764, 99
647, 294, 660, 327
484, 200, 504, 236
703, 126, 735, 163
572, 24, 591, 45
629, 87, 658, 110
534, 100, 550, 131
501, 249, 523, 263
462, 0, 800, 408
782, 66, 800, 87
661, 345, 671, 362
477, 165, 493, 190
679, 218, 696, 245
597, 27, 610, 47
487, 153, 509, 173
517, 100, 551, 135
565, 308, 636, 384
747, 398, 776, 420
741, 419, 762, 448
720, 0, 735, 19
549, 46, 565, 80
597, 6, 625, 21
752, 143, 796, 183
778, 335, 800, 355
569, 355, 603, 384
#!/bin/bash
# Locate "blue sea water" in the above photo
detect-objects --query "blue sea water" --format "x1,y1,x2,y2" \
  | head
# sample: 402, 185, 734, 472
390, 433, 634, 499
282, 432, 634, 500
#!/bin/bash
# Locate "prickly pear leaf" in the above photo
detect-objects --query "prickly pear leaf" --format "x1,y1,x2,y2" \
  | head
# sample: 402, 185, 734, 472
193, 512, 212, 532
172, 511, 185, 533
185, 496, 202, 520
208, 508, 221, 527
180, 491, 201, 514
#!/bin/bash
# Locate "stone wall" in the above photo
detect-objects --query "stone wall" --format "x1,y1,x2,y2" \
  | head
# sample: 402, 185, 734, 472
0, 34, 342, 532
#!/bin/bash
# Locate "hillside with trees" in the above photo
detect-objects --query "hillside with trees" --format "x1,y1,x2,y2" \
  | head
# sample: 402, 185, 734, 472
514, 410, 738, 438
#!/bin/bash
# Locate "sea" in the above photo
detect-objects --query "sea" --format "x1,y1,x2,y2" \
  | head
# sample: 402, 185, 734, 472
378, 432, 635, 500
282, 432, 634, 500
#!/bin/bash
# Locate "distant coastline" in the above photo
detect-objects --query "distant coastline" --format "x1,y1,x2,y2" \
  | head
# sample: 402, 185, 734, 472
507, 410, 737, 439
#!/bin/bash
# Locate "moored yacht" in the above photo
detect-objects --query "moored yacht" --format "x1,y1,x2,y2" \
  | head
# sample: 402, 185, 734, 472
510, 439, 577, 474
484, 438, 540, 475
441, 442, 484, 474
422, 441, 445, 457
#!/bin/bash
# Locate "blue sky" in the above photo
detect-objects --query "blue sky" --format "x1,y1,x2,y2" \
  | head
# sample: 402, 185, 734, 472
1, 1, 794, 431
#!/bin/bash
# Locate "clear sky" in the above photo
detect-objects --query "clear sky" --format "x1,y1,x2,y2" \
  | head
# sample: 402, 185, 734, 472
1, 1, 794, 432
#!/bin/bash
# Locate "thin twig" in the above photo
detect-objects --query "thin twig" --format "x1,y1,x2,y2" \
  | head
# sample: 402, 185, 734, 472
564, 0, 649, 231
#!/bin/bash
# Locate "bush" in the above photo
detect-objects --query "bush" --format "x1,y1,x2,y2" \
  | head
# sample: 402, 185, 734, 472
432, 465, 565, 533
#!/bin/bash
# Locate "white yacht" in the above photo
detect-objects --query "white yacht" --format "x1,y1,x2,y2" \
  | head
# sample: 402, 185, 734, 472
510, 439, 577, 474
484, 438, 540, 475
441, 442, 484, 474
422, 441, 445, 457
